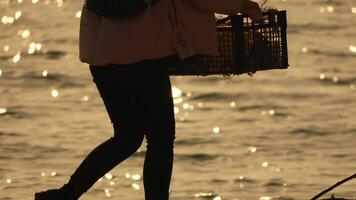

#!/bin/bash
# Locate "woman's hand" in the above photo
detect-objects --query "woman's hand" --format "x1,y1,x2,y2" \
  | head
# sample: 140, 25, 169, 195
240, 0, 264, 22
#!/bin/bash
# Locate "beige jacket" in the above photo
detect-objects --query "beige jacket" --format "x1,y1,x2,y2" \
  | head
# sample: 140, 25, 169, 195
79, 0, 246, 65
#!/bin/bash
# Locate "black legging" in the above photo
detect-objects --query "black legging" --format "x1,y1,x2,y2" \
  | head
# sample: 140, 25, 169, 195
67, 55, 178, 200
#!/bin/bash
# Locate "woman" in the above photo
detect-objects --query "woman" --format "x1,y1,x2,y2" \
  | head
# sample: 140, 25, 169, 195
34, 0, 262, 199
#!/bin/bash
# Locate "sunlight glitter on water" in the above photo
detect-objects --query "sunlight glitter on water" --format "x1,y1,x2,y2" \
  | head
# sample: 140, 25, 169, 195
171, 86, 182, 98
51, 89, 59, 98
12, 52, 21, 63
4, 45, 10, 52
352, 7, 356, 14
349, 45, 356, 53
131, 183, 140, 190
42, 70, 48, 77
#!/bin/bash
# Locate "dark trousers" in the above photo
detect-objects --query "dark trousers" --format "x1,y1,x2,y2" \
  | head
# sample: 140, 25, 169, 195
67, 55, 178, 200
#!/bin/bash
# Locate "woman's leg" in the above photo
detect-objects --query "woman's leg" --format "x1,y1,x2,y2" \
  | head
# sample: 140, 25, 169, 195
35, 62, 148, 200
139, 61, 176, 200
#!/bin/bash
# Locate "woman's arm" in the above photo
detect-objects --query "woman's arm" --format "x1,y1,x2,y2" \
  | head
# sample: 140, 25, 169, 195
192, 0, 263, 22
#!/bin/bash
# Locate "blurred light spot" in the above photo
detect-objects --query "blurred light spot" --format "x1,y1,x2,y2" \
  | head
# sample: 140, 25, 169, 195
132, 183, 140, 190
51, 89, 59, 98
41, 172, 46, 177
198, 102, 203, 107
326, 6, 334, 12
302, 47, 308, 53
189, 105, 194, 110
125, 173, 130, 178
15, 11, 22, 19
98, 178, 103, 182
0, 69, 2, 76
6, 178, 12, 183
18, 29, 31, 38
104, 188, 111, 197
174, 107, 179, 114
183, 103, 189, 109
32, 0, 39, 4
171, 87, 182, 98
173, 97, 183, 104
105, 173, 113, 180
4, 45, 10, 52
132, 174, 141, 181
0, 108, 8, 114
194, 192, 214, 198
319, 73, 326, 80
350, 84, 355, 90
42, 70, 48, 77
248, 146, 257, 153
109, 181, 115, 186
262, 162, 269, 167
18, 0, 23, 3
76, 11, 82, 18
213, 127, 220, 134
12, 52, 21, 63
213, 196, 222, 200
332, 76, 338, 83
230, 101, 236, 107
349, 45, 356, 53
1, 16, 15, 25
260, 196, 272, 200
352, 7, 356, 14
57, 0, 63, 7
186, 92, 192, 97
81, 95, 89, 101
50, 172, 57, 176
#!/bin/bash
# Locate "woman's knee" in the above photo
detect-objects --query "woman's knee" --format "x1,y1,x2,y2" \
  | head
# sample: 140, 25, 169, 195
112, 123, 145, 152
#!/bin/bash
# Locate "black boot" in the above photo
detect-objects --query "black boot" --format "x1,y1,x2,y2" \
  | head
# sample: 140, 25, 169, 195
34, 183, 78, 200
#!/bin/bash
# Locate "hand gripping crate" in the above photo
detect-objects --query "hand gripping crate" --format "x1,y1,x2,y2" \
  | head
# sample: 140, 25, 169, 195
168, 11, 289, 76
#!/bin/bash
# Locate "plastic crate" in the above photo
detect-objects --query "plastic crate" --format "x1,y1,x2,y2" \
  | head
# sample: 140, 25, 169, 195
168, 11, 289, 76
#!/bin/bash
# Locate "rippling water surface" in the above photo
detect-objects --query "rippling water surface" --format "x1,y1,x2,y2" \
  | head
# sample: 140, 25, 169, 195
0, 0, 356, 199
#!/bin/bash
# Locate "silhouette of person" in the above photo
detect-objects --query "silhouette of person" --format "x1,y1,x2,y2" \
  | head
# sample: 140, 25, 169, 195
34, 0, 262, 199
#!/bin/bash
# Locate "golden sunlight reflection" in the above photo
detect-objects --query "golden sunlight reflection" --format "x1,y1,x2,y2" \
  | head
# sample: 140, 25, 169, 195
32, 0, 39, 4
171, 86, 182, 98
76, 11, 82, 18
42, 70, 48, 77
51, 89, 59, 98
50, 172, 57, 176
109, 181, 115, 186
248, 146, 257, 153
41, 172, 46, 177
262, 162, 269, 167
194, 192, 214, 198
81, 95, 89, 101
302, 47, 308, 53
352, 7, 356, 14
4, 45, 10, 52
319, 73, 326, 80
0, 69, 2, 76
105, 173, 113, 180
349, 45, 356, 53
104, 188, 111, 197
131, 183, 140, 190
174, 107, 179, 114
6, 178, 12, 183
18, 29, 31, 38
12, 52, 21, 63
260, 196, 272, 200
1, 16, 15, 25
131, 174, 141, 181
230, 101, 236, 107
213, 196, 222, 200
15, 11, 22, 19
213, 127, 220, 134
